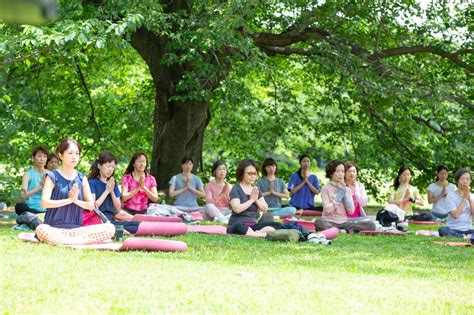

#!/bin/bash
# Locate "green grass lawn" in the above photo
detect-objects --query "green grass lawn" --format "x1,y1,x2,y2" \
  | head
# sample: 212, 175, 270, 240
1, 212, 473, 314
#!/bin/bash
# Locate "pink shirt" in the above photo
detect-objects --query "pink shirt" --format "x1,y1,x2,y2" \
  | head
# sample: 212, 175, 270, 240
205, 181, 231, 210
122, 173, 157, 211
346, 181, 368, 217
321, 182, 354, 224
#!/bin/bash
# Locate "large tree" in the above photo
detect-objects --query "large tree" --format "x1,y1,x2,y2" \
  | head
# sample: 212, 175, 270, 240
1, 0, 472, 193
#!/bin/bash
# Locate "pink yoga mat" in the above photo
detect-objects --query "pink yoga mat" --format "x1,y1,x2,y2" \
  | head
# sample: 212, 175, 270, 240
187, 225, 227, 235
18, 232, 187, 252
135, 222, 188, 236
359, 230, 407, 236
432, 241, 472, 247
408, 220, 442, 225
301, 210, 322, 217
282, 219, 315, 232
132, 214, 183, 223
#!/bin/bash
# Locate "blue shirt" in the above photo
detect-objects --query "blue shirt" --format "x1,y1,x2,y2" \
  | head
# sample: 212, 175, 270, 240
24, 168, 47, 212
169, 174, 204, 208
287, 172, 320, 209
88, 178, 121, 216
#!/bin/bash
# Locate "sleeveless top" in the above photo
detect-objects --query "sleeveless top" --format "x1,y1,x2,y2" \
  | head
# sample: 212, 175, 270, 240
43, 170, 85, 229
24, 168, 47, 212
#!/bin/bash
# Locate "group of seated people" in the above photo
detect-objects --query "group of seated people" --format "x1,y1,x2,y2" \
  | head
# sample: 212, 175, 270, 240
13, 139, 474, 245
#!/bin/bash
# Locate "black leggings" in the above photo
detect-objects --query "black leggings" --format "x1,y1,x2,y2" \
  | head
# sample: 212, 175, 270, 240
227, 221, 282, 235
15, 203, 43, 215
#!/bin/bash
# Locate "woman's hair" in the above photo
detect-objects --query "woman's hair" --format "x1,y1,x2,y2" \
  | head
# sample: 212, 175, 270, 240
88, 150, 118, 179
124, 152, 148, 175
325, 159, 345, 179
32, 146, 49, 157
297, 154, 311, 179
56, 139, 81, 159
46, 152, 58, 163
454, 167, 471, 186
261, 158, 277, 176
181, 156, 194, 165
394, 166, 412, 189
436, 165, 449, 180
211, 160, 227, 177
344, 161, 359, 174
236, 159, 259, 182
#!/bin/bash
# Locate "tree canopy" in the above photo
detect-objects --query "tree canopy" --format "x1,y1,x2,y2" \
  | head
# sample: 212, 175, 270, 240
1, 0, 472, 202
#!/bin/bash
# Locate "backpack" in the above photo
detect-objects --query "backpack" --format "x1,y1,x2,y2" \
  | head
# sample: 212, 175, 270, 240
376, 209, 399, 227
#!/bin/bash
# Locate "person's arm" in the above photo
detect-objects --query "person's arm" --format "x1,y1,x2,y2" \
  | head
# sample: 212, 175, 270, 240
75, 178, 94, 211
451, 198, 468, 219
204, 183, 214, 204
290, 178, 306, 195
388, 190, 404, 206
321, 188, 337, 214
114, 210, 133, 221
306, 175, 320, 195
168, 176, 187, 198
356, 182, 368, 207
142, 185, 159, 202
230, 197, 255, 214
413, 189, 424, 207
186, 178, 205, 198
41, 175, 73, 209
273, 187, 290, 199
121, 176, 139, 202
343, 187, 355, 214
20, 172, 45, 199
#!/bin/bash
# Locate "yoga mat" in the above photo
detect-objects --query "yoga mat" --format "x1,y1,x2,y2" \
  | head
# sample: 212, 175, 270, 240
132, 214, 183, 223
135, 222, 188, 236
408, 220, 442, 225
432, 241, 472, 247
359, 230, 407, 236
187, 225, 227, 235
282, 219, 315, 232
301, 210, 322, 217
18, 232, 187, 252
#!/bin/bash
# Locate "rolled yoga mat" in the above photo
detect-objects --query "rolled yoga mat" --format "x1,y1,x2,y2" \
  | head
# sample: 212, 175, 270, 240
132, 214, 183, 223
18, 232, 187, 252
187, 225, 227, 235
317, 227, 339, 240
135, 222, 188, 236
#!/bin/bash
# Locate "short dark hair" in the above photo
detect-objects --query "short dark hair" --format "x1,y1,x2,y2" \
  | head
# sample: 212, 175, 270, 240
181, 156, 194, 165
211, 160, 227, 177
32, 146, 49, 157
261, 158, 277, 176
345, 161, 359, 173
454, 168, 471, 186
124, 152, 148, 175
325, 159, 345, 179
236, 159, 258, 182
56, 139, 81, 159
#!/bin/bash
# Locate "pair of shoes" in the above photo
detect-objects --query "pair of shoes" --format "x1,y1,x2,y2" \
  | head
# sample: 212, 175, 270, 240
396, 221, 409, 232
178, 213, 200, 225
16, 212, 42, 230
307, 233, 332, 245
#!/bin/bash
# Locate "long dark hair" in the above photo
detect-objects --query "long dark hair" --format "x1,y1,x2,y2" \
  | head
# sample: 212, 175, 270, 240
124, 152, 148, 175
88, 150, 118, 179
394, 166, 412, 190
297, 154, 310, 179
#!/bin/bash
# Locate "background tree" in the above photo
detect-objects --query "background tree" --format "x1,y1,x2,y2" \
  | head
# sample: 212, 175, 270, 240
1, 0, 472, 201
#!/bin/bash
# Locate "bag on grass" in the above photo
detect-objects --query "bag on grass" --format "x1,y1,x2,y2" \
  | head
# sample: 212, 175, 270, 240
266, 229, 303, 242
376, 209, 399, 227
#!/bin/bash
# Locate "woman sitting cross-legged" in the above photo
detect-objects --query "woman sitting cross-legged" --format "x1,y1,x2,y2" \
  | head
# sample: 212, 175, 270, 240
256, 158, 296, 218
427, 165, 456, 220
287, 154, 321, 215
344, 161, 368, 219
227, 159, 282, 237
36, 139, 114, 245
315, 159, 376, 233
438, 168, 474, 243
121, 152, 159, 215
204, 161, 232, 224
85, 150, 141, 234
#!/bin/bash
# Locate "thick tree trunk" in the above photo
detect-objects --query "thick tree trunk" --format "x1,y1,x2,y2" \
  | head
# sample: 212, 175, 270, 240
130, 28, 210, 190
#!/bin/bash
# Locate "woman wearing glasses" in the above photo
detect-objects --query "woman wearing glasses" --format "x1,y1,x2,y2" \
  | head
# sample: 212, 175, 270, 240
227, 159, 282, 237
